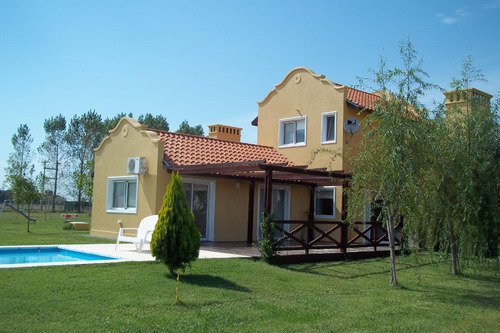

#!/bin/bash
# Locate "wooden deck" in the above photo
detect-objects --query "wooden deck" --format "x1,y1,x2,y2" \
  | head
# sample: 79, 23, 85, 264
202, 220, 402, 264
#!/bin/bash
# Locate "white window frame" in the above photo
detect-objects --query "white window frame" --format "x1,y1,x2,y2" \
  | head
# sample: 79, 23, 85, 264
106, 176, 138, 214
256, 184, 291, 240
278, 116, 307, 148
321, 111, 337, 144
314, 186, 336, 219
182, 178, 215, 242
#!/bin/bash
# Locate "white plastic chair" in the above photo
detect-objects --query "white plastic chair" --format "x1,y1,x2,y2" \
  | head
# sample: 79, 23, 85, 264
115, 215, 158, 252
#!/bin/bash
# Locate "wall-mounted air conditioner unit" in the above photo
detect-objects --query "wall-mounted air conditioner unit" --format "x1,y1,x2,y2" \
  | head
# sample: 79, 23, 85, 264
127, 157, 147, 174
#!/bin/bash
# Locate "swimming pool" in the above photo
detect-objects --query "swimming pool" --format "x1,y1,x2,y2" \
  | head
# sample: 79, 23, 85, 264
0, 246, 120, 268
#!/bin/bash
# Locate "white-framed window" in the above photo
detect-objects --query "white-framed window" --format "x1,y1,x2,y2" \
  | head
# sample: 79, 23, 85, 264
106, 176, 138, 214
182, 178, 215, 241
314, 186, 336, 219
257, 184, 291, 240
321, 111, 337, 144
278, 116, 306, 147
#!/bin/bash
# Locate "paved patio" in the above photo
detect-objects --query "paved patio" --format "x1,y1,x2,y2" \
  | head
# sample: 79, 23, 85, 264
69, 242, 260, 260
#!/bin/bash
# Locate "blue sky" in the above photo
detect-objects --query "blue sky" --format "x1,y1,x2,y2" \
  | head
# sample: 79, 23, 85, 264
1, 0, 499, 189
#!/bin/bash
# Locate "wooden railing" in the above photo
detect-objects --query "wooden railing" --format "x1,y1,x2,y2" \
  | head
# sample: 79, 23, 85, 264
272, 220, 402, 256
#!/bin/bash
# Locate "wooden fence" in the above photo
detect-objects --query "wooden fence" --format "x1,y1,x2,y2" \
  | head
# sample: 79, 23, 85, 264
271, 220, 402, 264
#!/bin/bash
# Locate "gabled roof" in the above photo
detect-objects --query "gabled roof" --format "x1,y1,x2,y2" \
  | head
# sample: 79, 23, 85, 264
252, 67, 381, 126
152, 130, 293, 167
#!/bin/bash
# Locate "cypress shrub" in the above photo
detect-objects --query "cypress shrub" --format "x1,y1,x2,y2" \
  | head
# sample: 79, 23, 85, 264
150, 172, 201, 301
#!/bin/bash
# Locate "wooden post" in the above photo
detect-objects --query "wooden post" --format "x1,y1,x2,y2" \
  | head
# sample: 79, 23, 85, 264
246, 181, 255, 244
341, 182, 348, 257
263, 169, 273, 217
306, 185, 315, 255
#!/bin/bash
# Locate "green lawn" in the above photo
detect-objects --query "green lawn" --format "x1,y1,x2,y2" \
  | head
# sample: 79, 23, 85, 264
1, 210, 499, 332
0, 210, 115, 245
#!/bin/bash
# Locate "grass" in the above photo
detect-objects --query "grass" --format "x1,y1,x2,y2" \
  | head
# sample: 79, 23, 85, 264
1, 209, 499, 332
0, 210, 115, 245
1, 257, 499, 332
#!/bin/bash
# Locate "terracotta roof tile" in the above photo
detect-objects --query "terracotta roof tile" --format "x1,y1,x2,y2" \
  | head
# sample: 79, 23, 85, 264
346, 87, 381, 111
153, 130, 293, 167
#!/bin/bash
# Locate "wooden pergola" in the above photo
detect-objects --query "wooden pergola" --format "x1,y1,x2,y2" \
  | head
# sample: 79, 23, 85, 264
164, 159, 351, 243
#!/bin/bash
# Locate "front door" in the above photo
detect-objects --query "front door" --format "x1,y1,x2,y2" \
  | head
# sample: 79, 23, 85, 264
183, 179, 214, 241
257, 185, 290, 240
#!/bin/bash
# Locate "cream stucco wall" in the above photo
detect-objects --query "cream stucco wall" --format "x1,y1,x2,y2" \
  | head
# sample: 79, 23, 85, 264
257, 67, 347, 171
213, 179, 250, 241
91, 117, 169, 238
256, 67, 363, 234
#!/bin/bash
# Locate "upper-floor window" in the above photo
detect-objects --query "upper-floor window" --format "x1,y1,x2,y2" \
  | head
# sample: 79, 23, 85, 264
106, 176, 138, 214
321, 111, 337, 144
279, 116, 306, 147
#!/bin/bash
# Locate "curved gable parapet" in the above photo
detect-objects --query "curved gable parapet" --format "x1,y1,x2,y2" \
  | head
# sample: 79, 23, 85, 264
258, 67, 345, 105
94, 117, 160, 152
110, 116, 147, 133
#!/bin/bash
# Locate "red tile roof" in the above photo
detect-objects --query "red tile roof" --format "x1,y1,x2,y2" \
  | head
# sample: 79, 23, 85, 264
346, 87, 381, 111
153, 130, 293, 167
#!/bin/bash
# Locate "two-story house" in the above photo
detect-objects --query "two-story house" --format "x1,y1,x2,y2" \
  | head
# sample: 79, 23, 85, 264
90, 67, 380, 243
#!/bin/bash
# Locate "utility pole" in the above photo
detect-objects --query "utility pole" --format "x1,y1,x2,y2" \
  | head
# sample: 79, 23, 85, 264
43, 161, 60, 212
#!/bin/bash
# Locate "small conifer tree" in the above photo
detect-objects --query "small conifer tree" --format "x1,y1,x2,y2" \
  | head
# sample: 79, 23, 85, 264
150, 172, 201, 302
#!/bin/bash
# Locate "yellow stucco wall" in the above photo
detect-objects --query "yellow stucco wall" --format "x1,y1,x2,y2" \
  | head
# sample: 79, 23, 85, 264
257, 67, 347, 171
213, 179, 250, 241
256, 67, 365, 239
91, 117, 169, 238
342, 106, 371, 173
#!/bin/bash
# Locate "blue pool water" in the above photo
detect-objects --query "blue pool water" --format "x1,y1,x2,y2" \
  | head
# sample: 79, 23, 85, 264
0, 247, 118, 265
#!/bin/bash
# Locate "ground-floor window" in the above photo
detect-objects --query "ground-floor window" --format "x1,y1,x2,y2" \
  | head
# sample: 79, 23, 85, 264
183, 178, 215, 241
106, 176, 138, 214
314, 186, 336, 219
257, 185, 290, 240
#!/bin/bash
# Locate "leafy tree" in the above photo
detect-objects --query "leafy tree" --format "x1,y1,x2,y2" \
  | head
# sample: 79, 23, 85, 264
5, 124, 35, 209
176, 120, 205, 136
151, 172, 200, 302
137, 113, 169, 131
65, 110, 106, 212
103, 112, 134, 131
428, 56, 499, 274
38, 114, 66, 212
10, 175, 40, 232
347, 39, 438, 286
5, 124, 34, 180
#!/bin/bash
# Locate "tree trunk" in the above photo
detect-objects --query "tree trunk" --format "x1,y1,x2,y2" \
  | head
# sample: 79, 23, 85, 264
175, 272, 180, 303
27, 209, 31, 233
386, 206, 398, 286
52, 161, 59, 212
448, 219, 459, 275
77, 190, 82, 213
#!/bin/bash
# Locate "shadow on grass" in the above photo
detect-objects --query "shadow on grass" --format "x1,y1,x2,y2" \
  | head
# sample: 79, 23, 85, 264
279, 256, 435, 280
423, 282, 500, 309
165, 273, 251, 293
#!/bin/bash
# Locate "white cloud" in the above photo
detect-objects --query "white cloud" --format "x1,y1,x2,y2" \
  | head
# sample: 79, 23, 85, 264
482, 0, 500, 10
437, 8, 471, 25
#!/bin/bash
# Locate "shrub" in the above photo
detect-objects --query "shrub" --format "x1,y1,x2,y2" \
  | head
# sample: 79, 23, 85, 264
150, 172, 200, 302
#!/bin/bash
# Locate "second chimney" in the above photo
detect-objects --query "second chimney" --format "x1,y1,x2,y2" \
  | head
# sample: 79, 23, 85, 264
208, 124, 242, 142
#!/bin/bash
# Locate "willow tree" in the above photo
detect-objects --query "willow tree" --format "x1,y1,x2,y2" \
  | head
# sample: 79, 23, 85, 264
429, 56, 499, 274
348, 39, 438, 286
150, 172, 201, 302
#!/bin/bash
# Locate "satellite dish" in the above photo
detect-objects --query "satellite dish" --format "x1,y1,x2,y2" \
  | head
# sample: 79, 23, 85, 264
344, 117, 360, 134
344, 117, 360, 144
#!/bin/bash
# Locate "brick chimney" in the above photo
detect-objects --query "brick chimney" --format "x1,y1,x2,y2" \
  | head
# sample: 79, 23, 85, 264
208, 124, 242, 142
